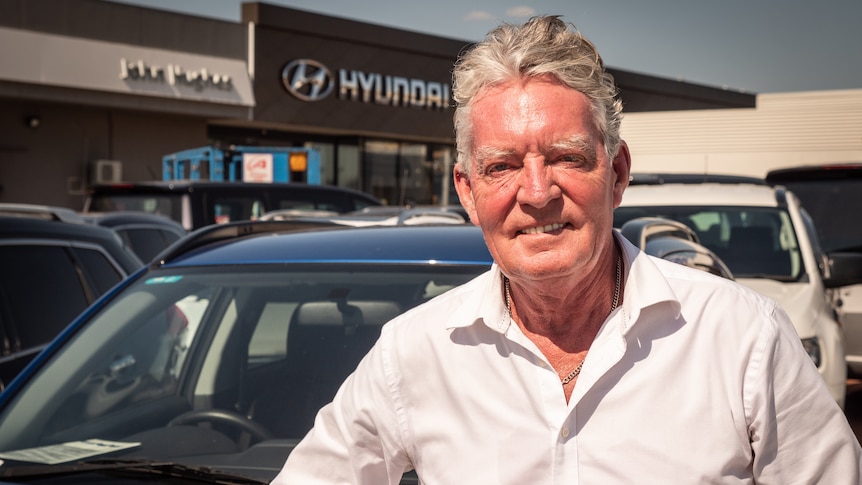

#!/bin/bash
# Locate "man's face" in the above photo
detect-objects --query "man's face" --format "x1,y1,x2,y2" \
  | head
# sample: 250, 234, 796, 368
454, 77, 630, 284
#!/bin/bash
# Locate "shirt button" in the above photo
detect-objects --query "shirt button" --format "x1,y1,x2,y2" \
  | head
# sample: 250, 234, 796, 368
561, 427, 570, 438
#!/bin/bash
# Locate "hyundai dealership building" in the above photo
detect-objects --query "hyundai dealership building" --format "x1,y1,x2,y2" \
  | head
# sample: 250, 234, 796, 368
0, 0, 754, 208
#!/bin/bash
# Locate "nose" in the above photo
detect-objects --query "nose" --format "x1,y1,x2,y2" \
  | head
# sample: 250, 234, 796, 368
516, 157, 561, 208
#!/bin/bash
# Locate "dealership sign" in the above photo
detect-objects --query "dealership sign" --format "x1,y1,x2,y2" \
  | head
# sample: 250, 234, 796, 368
281, 59, 450, 110
120, 58, 234, 92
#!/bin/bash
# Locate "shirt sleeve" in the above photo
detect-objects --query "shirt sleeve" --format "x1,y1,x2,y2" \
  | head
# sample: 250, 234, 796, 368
270, 327, 411, 485
747, 302, 862, 483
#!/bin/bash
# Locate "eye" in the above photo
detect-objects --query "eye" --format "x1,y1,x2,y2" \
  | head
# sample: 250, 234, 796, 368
556, 154, 586, 165
485, 162, 510, 174
551, 152, 596, 170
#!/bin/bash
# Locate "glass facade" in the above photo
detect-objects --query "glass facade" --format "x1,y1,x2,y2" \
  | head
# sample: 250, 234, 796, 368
362, 140, 455, 206
208, 127, 456, 207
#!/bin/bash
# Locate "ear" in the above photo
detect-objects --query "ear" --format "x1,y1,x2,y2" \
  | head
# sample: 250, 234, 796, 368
611, 141, 632, 208
454, 166, 480, 226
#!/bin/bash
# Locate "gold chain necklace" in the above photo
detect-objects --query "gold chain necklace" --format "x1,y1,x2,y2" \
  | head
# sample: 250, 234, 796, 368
504, 255, 622, 385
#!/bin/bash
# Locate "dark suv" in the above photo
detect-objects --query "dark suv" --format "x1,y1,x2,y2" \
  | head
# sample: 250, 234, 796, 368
0, 208, 143, 387
766, 162, 862, 376
84, 181, 383, 231
81, 211, 187, 263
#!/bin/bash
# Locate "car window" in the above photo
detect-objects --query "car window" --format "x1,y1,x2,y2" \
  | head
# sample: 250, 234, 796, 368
277, 199, 318, 211
211, 196, 266, 225
117, 228, 183, 262
0, 265, 484, 450
799, 207, 829, 279
0, 245, 91, 350
88, 194, 183, 226
272, 191, 376, 213
247, 302, 296, 365
778, 180, 862, 253
70, 247, 126, 295
615, 206, 803, 280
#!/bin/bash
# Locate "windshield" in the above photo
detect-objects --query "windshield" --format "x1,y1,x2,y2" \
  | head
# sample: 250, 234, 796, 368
0, 263, 485, 475
88, 194, 183, 227
778, 180, 862, 253
614, 205, 803, 280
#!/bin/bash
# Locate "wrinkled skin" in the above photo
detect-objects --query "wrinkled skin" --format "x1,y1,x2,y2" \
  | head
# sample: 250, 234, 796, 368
454, 76, 630, 389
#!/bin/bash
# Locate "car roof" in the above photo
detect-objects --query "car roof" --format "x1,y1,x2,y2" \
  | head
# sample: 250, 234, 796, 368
620, 182, 782, 208
766, 162, 862, 182
0, 215, 144, 273
81, 211, 186, 234
262, 206, 467, 226
87, 181, 382, 201
0, 203, 85, 223
158, 222, 492, 268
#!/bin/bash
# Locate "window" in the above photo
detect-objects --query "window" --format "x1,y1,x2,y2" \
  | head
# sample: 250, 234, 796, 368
0, 245, 91, 351
117, 228, 183, 262
89, 195, 181, 224
779, 180, 862, 252
211, 196, 266, 224
615, 206, 802, 280
72, 247, 125, 295
364, 140, 439, 205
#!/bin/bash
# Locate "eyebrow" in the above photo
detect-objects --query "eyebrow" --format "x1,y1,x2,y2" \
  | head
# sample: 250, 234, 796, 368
549, 135, 597, 160
473, 135, 599, 171
473, 146, 515, 172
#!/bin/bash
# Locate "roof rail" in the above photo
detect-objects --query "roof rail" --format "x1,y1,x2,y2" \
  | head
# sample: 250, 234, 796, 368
0, 203, 86, 223
396, 208, 465, 225
629, 173, 766, 186
152, 219, 343, 266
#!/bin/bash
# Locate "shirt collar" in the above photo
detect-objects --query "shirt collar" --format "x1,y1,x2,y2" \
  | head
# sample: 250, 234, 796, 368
443, 232, 683, 335
444, 264, 509, 333
616, 231, 683, 332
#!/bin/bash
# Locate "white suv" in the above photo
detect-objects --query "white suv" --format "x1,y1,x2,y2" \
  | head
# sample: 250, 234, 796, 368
616, 180, 848, 407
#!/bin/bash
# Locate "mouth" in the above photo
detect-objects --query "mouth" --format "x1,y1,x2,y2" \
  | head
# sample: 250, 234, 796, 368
519, 222, 568, 235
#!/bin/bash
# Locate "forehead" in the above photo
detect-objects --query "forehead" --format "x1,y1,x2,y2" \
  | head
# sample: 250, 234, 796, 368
469, 78, 596, 146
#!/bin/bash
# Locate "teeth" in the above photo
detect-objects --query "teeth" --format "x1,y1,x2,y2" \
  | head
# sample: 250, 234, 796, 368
522, 223, 564, 235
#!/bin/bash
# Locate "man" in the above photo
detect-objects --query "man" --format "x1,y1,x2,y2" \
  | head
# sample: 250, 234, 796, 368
273, 16, 861, 484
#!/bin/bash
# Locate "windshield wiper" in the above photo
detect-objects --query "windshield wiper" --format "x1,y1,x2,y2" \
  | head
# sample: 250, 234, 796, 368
0, 458, 269, 484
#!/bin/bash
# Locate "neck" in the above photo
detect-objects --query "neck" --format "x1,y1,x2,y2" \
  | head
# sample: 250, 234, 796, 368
504, 246, 622, 344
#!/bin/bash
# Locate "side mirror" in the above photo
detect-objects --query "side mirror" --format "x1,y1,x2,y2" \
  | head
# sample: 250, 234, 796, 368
824, 252, 862, 288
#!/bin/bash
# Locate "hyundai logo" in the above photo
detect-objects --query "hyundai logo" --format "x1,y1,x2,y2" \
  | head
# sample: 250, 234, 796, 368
281, 59, 334, 101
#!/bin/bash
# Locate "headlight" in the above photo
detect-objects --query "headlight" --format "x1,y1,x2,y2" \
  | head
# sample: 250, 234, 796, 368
800, 337, 821, 368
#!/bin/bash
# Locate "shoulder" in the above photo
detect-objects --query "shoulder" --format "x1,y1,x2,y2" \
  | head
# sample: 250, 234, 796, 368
390, 268, 495, 329
629, 252, 786, 345
652, 253, 776, 311
375, 268, 497, 351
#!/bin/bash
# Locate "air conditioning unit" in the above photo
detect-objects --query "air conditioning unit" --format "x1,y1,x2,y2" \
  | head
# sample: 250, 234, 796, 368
90, 159, 123, 184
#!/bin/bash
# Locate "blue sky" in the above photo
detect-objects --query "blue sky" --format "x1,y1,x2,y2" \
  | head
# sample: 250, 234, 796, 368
110, 0, 862, 94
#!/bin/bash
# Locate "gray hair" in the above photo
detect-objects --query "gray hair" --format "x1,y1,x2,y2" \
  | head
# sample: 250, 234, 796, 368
452, 16, 623, 173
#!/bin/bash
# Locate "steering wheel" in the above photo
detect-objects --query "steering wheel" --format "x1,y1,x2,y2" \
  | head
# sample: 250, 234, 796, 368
167, 409, 273, 443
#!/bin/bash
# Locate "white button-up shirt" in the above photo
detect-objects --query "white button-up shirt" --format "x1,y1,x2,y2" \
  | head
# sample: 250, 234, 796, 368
273, 235, 861, 484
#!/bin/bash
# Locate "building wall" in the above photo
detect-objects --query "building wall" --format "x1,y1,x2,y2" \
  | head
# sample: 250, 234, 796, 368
0, 99, 208, 208
0, 0, 251, 207
0, 0, 247, 59
620, 88, 862, 177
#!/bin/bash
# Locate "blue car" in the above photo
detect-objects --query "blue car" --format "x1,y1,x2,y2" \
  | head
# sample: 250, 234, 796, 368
0, 221, 492, 484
